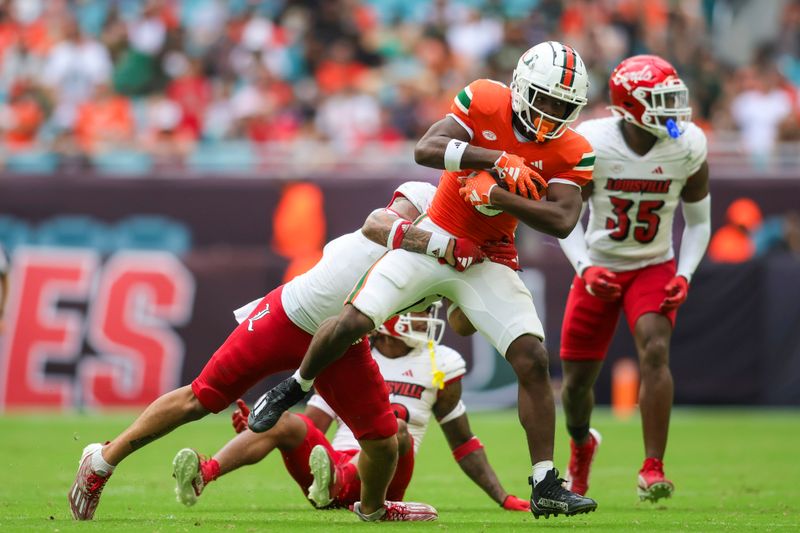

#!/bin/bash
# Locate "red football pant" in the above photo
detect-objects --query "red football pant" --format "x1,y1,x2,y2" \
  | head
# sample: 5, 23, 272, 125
191, 285, 397, 440
560, 259, 678, 361
281, 414, 414, 505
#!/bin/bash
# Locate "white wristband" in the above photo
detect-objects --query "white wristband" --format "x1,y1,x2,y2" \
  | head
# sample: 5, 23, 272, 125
426, 232, 451, 259
444, 139, 468, 171
387, 218, 405, 250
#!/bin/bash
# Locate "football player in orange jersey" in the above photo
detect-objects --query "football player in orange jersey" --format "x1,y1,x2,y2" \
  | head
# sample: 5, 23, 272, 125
250, 41, 599, 519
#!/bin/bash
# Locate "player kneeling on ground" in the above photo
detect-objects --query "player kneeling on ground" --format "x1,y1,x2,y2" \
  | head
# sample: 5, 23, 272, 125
558, 55, 711, 502
172, 304, 529, 514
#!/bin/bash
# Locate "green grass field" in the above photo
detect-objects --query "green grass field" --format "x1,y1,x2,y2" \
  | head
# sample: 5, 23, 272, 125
1, 408, 798, 532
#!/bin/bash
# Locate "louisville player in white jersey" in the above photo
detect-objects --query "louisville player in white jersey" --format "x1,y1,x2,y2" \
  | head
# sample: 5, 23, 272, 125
67, 181, 514, 522
171, 305, 530, 513
557, 55, 711, 502
250, 41, 599, 519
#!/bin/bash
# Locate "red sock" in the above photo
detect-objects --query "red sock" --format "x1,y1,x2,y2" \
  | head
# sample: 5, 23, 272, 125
334, 462, 360, 505
201, 458, 221, 484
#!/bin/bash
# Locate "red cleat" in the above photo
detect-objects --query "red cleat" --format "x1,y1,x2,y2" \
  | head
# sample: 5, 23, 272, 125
68, 443, 112, 520
352, 501, 438, 521
637, 458, 674, 502
565, 428, 602, 496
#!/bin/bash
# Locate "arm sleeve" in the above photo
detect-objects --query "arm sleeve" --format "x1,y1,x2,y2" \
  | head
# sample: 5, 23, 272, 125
677, 195, 711, 282
558, 203, 592, 275
685, 124, 708, 175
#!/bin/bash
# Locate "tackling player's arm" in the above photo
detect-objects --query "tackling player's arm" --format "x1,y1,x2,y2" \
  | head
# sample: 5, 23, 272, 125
362, 196, 484, 272
303, 405, 335, 434
661, 160, 711, 312
489, 182, 584, 239
433, 380, 528, 511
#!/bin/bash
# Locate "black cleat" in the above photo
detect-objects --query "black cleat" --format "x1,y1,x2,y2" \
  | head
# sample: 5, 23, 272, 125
248, 377, 306, 433
529, 468, 598, 519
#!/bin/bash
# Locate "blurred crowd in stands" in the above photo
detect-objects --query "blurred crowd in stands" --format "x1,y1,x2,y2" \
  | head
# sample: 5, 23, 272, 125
0, 0, 799, 173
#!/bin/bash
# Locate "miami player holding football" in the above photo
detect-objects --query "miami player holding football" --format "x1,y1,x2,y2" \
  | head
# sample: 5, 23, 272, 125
68, 181, 513, 522
557, 55, 711, 502
250, 41, 599, 519
172, 305, 529, 513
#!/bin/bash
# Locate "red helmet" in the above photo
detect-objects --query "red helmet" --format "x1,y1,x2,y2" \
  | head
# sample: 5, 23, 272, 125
608, 55, 691, 138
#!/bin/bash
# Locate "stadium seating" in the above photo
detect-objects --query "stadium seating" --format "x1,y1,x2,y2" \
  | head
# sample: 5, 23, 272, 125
186, 141, 256, 173
113, 215, 192, 256
5, 151, 58, 175
34, 215, 113, 252
0, 215, 33, 252
91, 150, 154, 175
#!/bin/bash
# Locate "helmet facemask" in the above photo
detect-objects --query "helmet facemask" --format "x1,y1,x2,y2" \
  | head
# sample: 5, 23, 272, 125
511, 76, 585, 142
615, 78, 692, 139
378, 302, 445, 349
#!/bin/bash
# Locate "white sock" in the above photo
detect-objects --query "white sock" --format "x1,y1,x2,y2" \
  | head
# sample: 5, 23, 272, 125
292, 370, 314, 392
354, 502, 386, 521
531, 460, 554, 486
92, 447, 116, 477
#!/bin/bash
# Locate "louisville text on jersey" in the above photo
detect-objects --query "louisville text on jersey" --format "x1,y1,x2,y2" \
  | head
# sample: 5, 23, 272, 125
605, 178, 672, 194
385, 380, 425, 400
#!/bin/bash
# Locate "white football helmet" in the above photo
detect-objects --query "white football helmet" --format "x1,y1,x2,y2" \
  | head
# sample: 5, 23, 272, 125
510, 41, 589, 141
378, 301, 445, 348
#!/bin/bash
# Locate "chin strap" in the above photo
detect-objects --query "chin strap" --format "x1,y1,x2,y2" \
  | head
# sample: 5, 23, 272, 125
428, 339, 445, 390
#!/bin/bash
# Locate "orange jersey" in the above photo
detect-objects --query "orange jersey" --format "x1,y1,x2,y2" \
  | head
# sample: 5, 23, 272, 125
427, 79, 595, 245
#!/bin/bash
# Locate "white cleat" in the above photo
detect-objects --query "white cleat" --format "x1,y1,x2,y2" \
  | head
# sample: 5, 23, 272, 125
172, 448, 205, 507
307, 445, 334, 508
352, 501, 438, 522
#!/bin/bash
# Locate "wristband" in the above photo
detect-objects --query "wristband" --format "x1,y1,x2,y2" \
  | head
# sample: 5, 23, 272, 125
452, 436, 484, 462
444, 138, 469, 171
426, 232, 451, 259
387, 219, 412, 250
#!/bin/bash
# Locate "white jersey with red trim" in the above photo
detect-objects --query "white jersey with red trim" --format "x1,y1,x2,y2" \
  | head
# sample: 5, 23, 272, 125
233, 182, 437, 333
307, 343, 467, 454
577, 117, 707, 271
